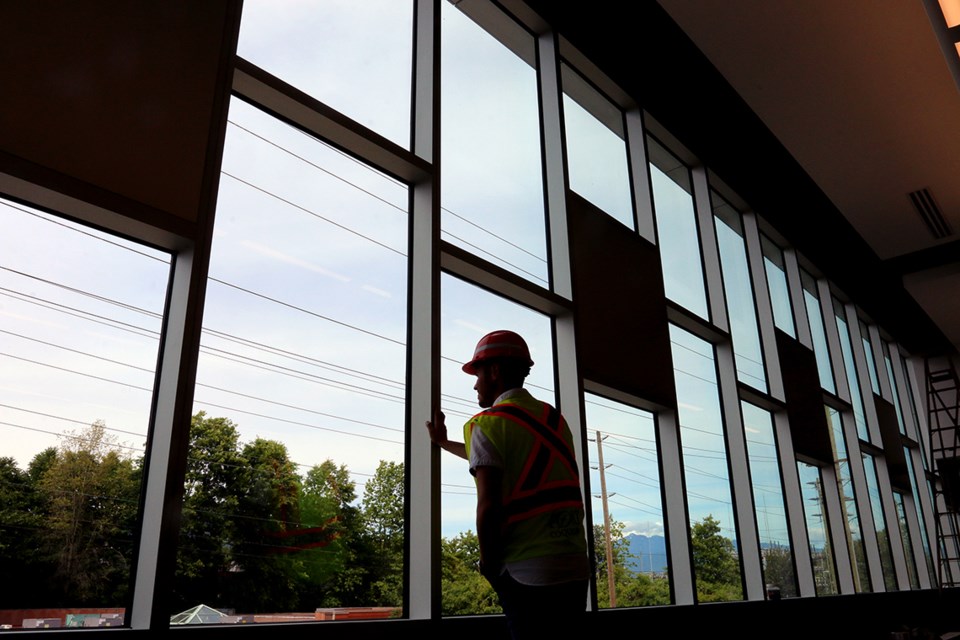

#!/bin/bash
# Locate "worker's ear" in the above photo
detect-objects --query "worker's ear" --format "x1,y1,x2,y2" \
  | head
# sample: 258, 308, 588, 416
487, 360, 501, 382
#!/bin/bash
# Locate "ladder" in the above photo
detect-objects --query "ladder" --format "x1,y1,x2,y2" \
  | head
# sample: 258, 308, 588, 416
926, 356, 960, 589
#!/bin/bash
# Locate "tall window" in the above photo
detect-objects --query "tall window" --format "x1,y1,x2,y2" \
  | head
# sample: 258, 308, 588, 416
862, 454, 898, 590
650, 137, 708, 320
441, 1, 549, 287
585, 394, 670, 608
669, 325, 743, 601
825, 406, 870, 592
562, 62, 633, 229
761, 234, 795, 337
438, 275, 556, 616
881, 341, 907, 436
797, 461, 838, 595
859, 319, 881, 395
714, 195, 766, 392
904, 445, 937, 580
175, 98, 410, 619
0, 198, 170, 620
741, 402, 796, 597
893, 491, 921, 589
800, 270, 835, 394
236, 0, 414, 148
833, 298, 869, 442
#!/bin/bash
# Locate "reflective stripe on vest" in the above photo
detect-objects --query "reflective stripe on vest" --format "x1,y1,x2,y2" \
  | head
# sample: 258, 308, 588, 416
479, 402, 583, 525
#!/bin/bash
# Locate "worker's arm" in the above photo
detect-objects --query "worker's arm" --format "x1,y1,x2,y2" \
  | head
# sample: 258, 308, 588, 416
475, 464, 504, 580
425, 409, 467, 459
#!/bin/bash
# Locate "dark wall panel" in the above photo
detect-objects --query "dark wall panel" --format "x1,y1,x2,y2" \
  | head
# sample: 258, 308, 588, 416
568, 192, 676, 409
0, 1, 236, 223
776, 329, 832, 462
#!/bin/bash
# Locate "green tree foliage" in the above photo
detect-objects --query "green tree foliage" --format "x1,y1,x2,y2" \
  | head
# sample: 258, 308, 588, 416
358, 460, 405, 607
690, 514, 743, 602
37, 421, 141, 605
440, 530, 500, 615
0, 455, 52, 606
762, 544, 797, 598
174, 412, 245, 609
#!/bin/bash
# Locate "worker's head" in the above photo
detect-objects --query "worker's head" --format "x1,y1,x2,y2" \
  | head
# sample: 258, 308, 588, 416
463, 330, 533, 407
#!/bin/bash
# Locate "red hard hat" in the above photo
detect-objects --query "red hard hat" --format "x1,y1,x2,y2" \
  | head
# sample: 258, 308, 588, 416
462, 330, 534, 374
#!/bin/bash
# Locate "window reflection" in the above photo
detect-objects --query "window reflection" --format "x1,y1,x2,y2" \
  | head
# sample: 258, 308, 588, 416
669, 325, 743, 601
177, 98, 409, 620
881, 341, 907, 436
585, 393, 670, 607
797, 461, 838, 595
441, 1, 549, 287
859, 319, 880, 395
650, 137, 708, 319
714, 195, 766, 392
0, 199, 169, 624
741, 402, 796, 597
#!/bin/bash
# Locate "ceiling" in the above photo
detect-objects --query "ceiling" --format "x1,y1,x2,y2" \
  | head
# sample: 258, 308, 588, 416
655, 0, 960, 357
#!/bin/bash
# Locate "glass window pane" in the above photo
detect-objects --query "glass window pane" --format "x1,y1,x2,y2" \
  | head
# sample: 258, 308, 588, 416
833, 298, 869, 442
893, 491, 921, 589
825, 406, 871, 592
859, 319, 880, 395
714, 195, 766, 392
862, 454, 898, 590
761, 235, 795, 337
236, 0, 413, 149
797, 461, 839, 595
175, 98, 409, 621
741, 402, 797, 598
585, 394, 670, 607
0, 199, 170, 624
669, 325, 743, 601
882, 341, 907, 436
650, 137, 708, 319
441, 2, 549, 287
562, 62, 633, 229
438, 274, 556, 616
800, 271, 835, 394
904, 445, 936, 580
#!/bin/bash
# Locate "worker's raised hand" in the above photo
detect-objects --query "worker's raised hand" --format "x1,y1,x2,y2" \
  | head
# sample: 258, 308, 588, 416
426, 409, 467, 460
425, 409, 448, 446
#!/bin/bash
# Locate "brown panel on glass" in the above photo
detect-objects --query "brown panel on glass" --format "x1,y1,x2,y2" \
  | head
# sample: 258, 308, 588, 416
874, 393, 910, 491
568, 192, 676, 409
0, 2, 236, 223
775, 329, 832, 462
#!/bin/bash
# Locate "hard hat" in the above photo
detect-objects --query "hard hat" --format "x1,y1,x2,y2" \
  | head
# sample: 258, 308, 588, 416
462, 330, 534, 374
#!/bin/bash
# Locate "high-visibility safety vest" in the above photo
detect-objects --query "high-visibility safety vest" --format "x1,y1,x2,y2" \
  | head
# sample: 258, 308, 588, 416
464, 389, 587, 563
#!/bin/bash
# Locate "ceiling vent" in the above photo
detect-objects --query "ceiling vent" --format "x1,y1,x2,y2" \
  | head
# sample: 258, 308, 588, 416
909, 188, 952, 239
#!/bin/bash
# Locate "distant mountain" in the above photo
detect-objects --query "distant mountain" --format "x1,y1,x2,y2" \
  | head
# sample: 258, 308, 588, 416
623, 533, 668, 574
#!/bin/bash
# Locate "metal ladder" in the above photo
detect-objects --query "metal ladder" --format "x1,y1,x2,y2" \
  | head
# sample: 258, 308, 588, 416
926, 356, 960, 588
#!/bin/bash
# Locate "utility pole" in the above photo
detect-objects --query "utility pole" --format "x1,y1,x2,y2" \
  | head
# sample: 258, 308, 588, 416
596, 430, 617, 607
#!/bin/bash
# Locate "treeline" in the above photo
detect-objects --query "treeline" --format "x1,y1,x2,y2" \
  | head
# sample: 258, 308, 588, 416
0, 413, 405, 614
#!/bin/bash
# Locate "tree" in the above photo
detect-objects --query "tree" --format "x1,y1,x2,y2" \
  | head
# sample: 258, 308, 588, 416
762, 544, 797, 598
0, 455, 52, 606
37, 421, 141, 605
358, 460, 405, 607
228, 437, 304, 612
173, 412, 245, 610
690, 515, 743, 602
440, 530, 500, 615
592, 517, 671, 608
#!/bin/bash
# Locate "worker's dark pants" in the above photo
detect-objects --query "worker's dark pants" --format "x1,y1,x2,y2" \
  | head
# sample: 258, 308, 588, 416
489, 571, 588, 639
